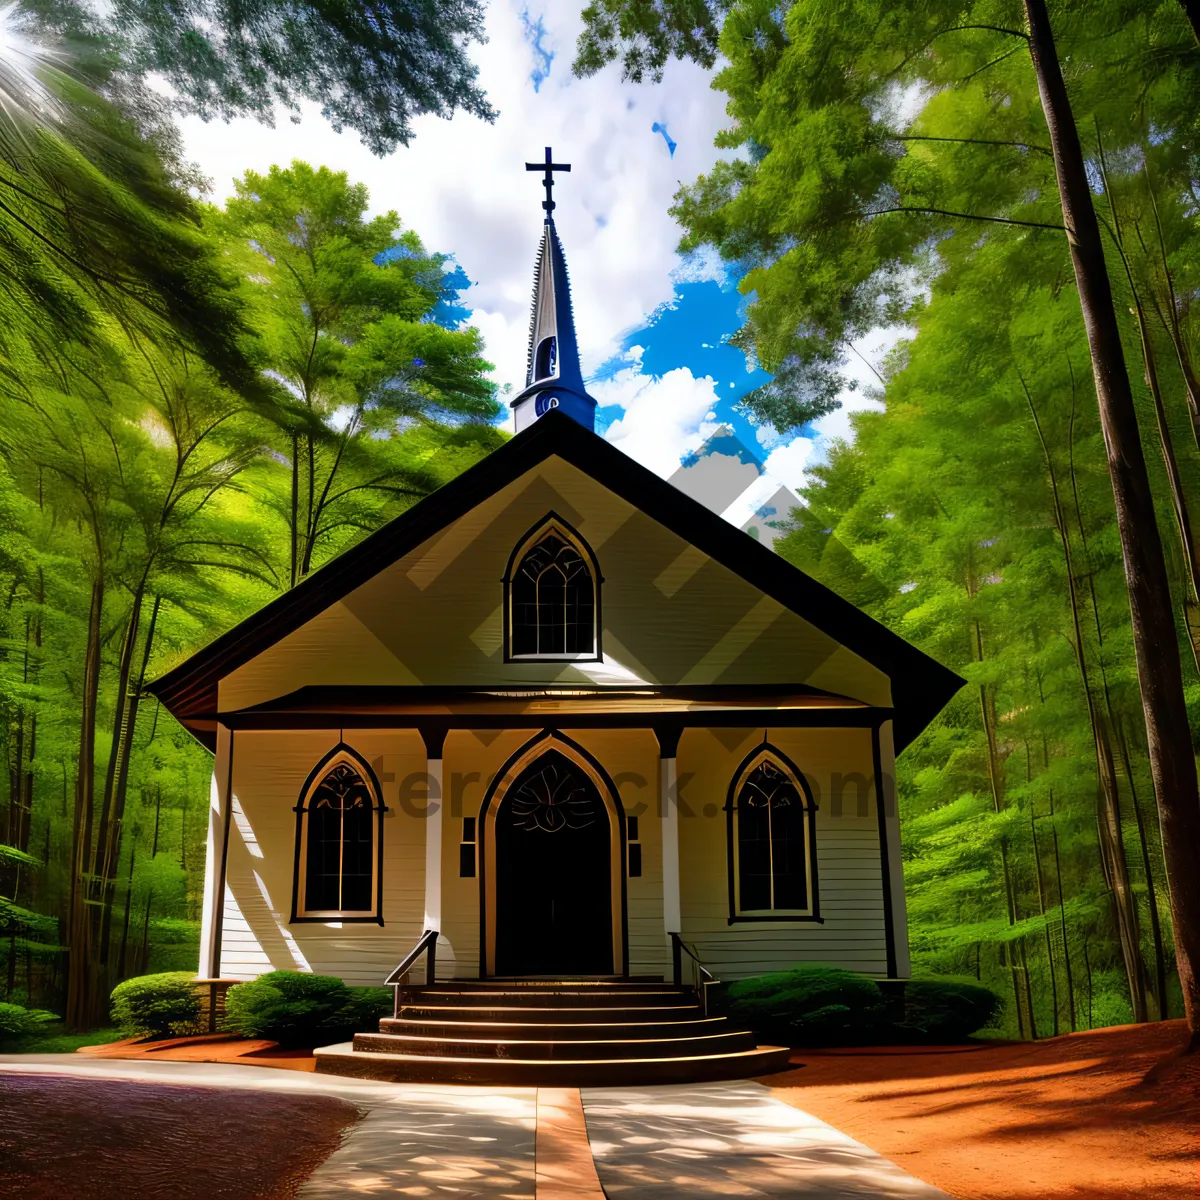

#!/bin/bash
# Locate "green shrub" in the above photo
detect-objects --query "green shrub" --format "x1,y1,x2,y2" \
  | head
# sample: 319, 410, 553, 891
722, 965, 888, 1045
110, 972, 201, 1038
896, 977, 1002, 1041
0, 1002, 58, 1041
223, 971, 379, 1047
347, 986, 393, 1028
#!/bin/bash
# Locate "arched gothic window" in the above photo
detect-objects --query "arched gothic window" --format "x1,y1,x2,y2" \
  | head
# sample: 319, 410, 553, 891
727, 747, 818, 920
292, 747, 385, 923
505, 515, 600, 660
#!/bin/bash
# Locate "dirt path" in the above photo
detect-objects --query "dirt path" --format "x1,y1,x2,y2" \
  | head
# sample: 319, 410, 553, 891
0, 1072, 357, 1199
766, 1020, 1199, 1200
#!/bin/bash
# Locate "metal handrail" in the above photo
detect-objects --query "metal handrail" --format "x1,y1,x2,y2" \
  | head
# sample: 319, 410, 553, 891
669, 931, 718, 1014
385, 928, 439, 1017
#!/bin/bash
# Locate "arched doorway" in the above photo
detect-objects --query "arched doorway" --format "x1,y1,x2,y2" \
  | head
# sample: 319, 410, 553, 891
488, 744, 621, 976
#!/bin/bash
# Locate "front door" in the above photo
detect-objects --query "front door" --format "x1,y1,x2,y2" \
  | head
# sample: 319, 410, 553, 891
494, 749, 613, 976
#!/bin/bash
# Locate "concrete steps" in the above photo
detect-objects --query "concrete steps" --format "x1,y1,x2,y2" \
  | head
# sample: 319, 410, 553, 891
314, 980, 791, 1085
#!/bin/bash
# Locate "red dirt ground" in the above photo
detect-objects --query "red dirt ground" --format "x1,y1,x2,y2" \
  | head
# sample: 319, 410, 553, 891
0, 1072, 358, 1199
80, 1033, 317, 1071
766, 1019, 1200, 1200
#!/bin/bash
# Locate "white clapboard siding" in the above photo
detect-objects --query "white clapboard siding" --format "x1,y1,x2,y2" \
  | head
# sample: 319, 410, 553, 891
219, 729, 427, 987
676, 725, 892, 981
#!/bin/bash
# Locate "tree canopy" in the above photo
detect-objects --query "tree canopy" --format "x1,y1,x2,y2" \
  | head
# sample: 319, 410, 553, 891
40, 0, 495, 154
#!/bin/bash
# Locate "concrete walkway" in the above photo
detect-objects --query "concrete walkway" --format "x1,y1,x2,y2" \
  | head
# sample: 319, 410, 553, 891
1, 1057, 948, 1198
582, 1082, 950, 1199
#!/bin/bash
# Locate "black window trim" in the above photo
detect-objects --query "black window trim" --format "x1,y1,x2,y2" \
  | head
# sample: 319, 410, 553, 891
290, 742, 387, 925
724, 741, 822, 925
502, 510, 603, 663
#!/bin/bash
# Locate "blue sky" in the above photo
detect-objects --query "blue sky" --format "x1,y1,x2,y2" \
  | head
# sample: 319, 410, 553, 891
176, 0, 886, 490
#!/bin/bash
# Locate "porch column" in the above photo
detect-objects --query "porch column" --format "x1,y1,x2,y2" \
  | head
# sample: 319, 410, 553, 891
197, 725, 233, 978
876, 719, 910, 978
420, 727, 448, 946
656, 725, 683, 947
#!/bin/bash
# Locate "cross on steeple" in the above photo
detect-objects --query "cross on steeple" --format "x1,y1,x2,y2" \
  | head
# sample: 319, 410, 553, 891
525, 147, 570, 214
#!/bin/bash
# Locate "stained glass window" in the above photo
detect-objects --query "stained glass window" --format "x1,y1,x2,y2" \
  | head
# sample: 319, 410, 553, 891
302, 761, 375, 914
510, 530, 596, 657
736, 759, 810, 913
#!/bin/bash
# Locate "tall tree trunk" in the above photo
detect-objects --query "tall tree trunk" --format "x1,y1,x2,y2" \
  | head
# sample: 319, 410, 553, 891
1029, 787, 1060, 1036
1120, 719, 1170, 1020
1136, 315, 1200, 675
971, 608, 1029, 1037
95, 584, 146, 968
65, 577, 103, 1030
117, 841, 136, 981
1143, 183, 1200, 454
99, 596, 161, 969
1024, 378, 1150, 1021
151, 784, 163, 857
1046, 764, 1078, 1032
138, 891, 154, 975
1098, 144, 1200, 674
1025, 0, 1200, 1045
290, 432, 299, 588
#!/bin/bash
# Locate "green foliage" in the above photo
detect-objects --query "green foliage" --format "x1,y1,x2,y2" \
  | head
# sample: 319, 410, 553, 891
3, 1025, 125, 1054
574, 0, 727, 82
222, 970, 379, 1046
0, 138, 498, 1028
213, 160, 503, 585
646, 0, 1197, 1039
348, 986, 394, 1029
109, 971, 201, 1037
0, 1002, 59, 1040
720, 967, 1001, 1044
897, 978, 1002, 1042
723, 965, 887, 1044
102, 0, 494, 155
0, 21, 255, 390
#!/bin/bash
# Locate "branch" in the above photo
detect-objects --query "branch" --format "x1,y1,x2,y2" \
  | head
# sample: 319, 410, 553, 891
867, 205, 1066, 231
958, 45, 1023, 83
890, 23, 1030, 77
893, 134, 1052, 155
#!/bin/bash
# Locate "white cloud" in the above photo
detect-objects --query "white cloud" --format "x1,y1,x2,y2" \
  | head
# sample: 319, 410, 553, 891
596, 360, 722, 478
763, 437, 815, 491
176, 0, 730, 399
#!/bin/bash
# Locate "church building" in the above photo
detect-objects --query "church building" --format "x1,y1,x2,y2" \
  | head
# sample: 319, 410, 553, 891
148, 152, 962, 1083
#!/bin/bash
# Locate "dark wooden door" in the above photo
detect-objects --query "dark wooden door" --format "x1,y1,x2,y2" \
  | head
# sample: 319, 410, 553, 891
494, 750, 614, 976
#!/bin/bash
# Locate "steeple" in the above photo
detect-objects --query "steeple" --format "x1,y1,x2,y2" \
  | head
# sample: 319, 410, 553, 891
511, 148, 597, 433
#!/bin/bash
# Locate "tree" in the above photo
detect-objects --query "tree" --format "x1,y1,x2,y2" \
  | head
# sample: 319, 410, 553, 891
584, 0, 1200, 1038
1021, 0, 1200, 1044
42, 0, 495, 155
0, 9, 254, 389
215, 161, 501, 586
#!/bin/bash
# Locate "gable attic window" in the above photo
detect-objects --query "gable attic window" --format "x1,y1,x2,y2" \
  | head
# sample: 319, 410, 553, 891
725, 745, 819, 923
291, 745, 385, 923
504, 514, 601, 661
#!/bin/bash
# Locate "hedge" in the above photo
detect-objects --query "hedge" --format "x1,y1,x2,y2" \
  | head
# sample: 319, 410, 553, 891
223, 971, 392, 1047
718, 965, 1001, 1046
0, 1001, 58, 1041
110, 972, 202, 1038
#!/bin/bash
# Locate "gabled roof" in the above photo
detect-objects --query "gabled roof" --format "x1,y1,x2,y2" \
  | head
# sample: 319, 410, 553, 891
147, 410, 963, 750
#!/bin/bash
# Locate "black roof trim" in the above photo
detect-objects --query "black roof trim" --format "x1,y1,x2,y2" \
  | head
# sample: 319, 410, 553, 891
146, 410, 963, 750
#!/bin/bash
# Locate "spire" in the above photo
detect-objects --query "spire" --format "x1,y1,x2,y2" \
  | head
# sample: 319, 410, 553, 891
511, 148, 597, 433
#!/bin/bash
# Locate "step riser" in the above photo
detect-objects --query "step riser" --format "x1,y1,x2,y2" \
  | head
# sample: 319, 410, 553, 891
424, 979, 666, 990
314, 1046, 793, 1087
408, 991, 690, 1009
353, 1031, 757, 1061
401, 1005, 704, 1023
380, 1018, 727, 1040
